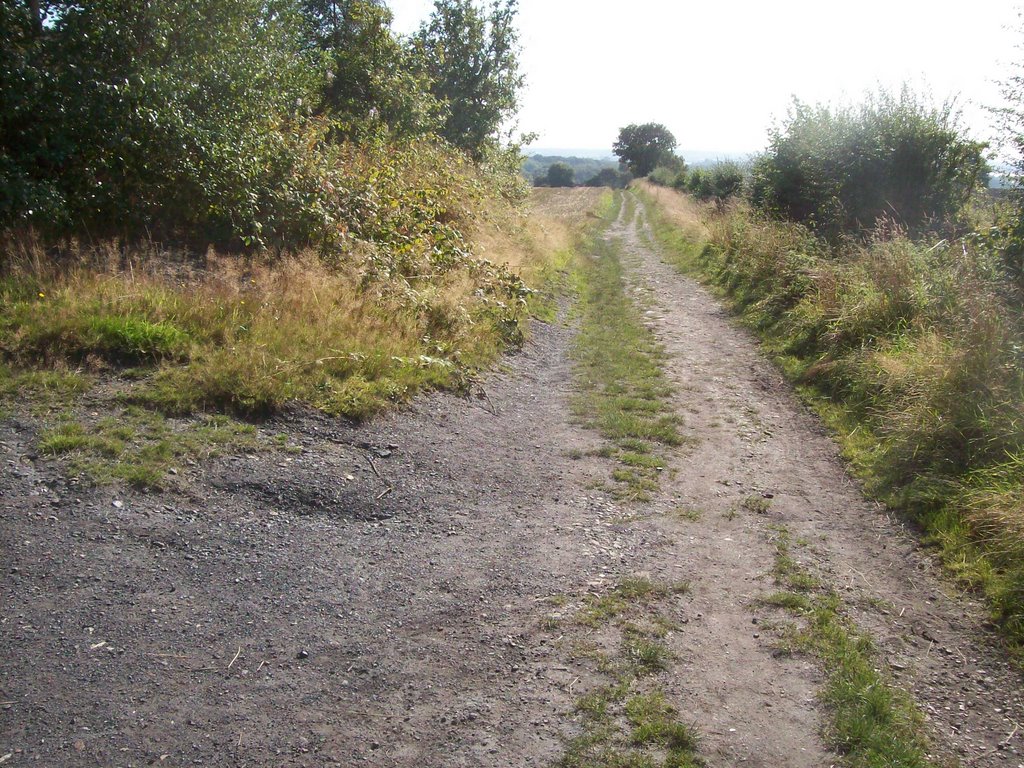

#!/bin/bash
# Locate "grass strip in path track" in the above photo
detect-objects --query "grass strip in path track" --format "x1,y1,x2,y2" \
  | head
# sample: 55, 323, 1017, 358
762, 527, 935, 768
569, 193, 684, 502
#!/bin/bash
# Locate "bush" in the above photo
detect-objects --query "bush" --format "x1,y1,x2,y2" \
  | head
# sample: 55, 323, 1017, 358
648, 166, 682, 188
687, 161, 745, 204
750, 88, 988, 240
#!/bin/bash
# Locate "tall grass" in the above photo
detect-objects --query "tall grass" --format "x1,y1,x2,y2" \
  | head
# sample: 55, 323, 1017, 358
0, 174, 544, 419
640, 184, 1024, 652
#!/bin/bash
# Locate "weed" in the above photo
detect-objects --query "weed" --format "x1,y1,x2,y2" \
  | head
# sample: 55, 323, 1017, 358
740, 495, 771, 514
673, 507, 702, 522
37, 408, 260, 489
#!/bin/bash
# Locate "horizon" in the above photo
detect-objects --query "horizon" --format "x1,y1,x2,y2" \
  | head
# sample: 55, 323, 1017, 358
389, 0, 1022, 156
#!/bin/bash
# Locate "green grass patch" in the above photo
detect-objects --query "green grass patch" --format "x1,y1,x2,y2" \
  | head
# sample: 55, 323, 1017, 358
554, 573, 703, 768
570, 194, 684, 501
578, 578, 690, 627
38, 407, 260, 489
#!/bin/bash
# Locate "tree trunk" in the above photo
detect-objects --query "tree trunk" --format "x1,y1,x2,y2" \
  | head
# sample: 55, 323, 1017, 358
28, 0, 42, 35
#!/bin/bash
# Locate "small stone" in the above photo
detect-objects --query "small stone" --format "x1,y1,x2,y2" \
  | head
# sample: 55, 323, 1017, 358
112, 500, 124, 509
296, 649, 309, 660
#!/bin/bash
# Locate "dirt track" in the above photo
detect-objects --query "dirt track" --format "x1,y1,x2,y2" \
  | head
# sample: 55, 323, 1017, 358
1, 189, 1022, 766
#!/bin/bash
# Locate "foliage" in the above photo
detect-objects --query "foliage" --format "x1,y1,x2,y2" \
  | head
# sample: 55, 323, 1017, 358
1, 0, 330, 246
613, 123, 679, 177
585, 167, 632, 189
989, 20, 1024, 298
647, 165, 681, 188
540, 162, 575, 187
521, 154, 618, 185
750, 88, 988, 240
301, 0, 441, 138
686, 161, 745, 204
0, 0, 531, 248
416, 0, 525, 161
0, 135, 541, 419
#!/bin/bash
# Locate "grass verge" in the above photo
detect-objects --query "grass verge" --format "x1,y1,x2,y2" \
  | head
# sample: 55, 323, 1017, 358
762, 527, 933, 768
569, 192, 684, 501
637, 181, 1024, 657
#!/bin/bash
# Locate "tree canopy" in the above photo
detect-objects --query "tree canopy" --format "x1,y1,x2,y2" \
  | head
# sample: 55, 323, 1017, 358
416, 0, 524, 161
612, 123, 678, 177
543, 162, 575, 187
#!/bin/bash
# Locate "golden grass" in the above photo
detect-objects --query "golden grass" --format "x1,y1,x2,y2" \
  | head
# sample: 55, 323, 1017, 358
0, 213, 541, 418
633, 181, 708, 241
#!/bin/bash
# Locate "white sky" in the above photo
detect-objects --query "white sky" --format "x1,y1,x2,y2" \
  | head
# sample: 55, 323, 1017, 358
389, 0, 1023, 156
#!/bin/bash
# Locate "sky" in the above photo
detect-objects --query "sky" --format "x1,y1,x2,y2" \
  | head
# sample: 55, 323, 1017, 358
388, 0, 1024, 158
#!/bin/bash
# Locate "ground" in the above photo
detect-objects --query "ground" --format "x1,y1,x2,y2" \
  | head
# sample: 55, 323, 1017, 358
1, 189, 1022, 767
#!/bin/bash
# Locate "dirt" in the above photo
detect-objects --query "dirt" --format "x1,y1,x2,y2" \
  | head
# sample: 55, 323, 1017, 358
1, 188, 1022, 767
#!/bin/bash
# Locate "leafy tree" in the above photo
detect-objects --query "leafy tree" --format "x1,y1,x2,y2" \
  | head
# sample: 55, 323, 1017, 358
584, 167, 631, 189
416, 0, 525, 160
301, 0, 440, 137
613, 123, 678, 177
544, 162, 574, 187
751, 89, 987, 239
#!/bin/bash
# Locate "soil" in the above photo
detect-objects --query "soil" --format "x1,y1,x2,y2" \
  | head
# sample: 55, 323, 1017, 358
1, 189, 1022, 767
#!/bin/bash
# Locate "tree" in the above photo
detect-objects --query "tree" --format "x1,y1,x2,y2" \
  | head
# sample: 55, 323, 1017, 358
416, 0, 524, 160
0, 0, 328, 243
584, 167, 630, 189
301, 0, 440, 138
613, 123, 678, 177
544, 162, 574, 187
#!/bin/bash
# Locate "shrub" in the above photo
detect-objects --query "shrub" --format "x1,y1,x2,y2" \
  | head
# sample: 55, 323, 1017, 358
648, 166, 682, 188
750, 88, 988, 240
687, 161, 745, 204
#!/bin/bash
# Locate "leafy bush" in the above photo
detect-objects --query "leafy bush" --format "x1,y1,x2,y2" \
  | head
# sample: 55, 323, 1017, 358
687, 161, 745, 204
750, 89, 988, 239
648, 166, 681, 188
1, 0, 529, 249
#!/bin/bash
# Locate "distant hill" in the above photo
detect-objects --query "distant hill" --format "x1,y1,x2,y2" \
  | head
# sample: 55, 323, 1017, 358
522, 154, 618, 185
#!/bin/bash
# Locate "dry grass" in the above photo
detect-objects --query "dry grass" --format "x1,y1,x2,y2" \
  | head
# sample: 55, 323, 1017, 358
530, 187, 609, 224
0, 217, 539, 419
634, 180, 708, 241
